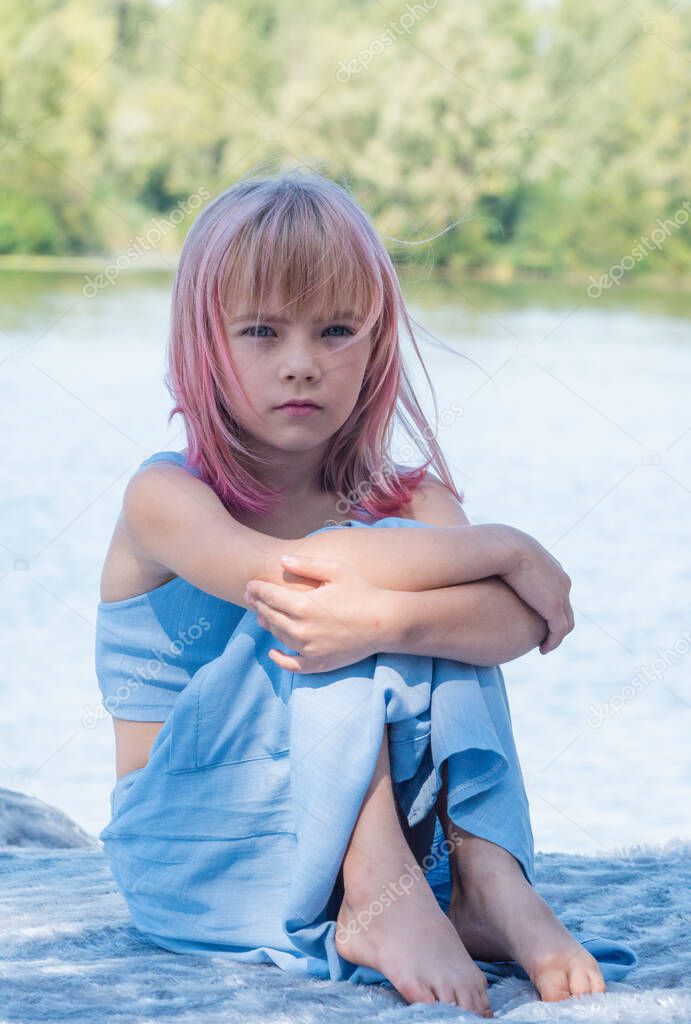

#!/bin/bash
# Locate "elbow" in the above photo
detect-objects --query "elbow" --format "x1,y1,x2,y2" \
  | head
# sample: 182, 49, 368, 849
460, 581, 549, 667
507, 606, 552, 663
498, 609, 548, 664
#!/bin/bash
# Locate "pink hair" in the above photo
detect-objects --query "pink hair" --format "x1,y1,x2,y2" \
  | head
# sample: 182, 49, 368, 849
165, 168, 464, 519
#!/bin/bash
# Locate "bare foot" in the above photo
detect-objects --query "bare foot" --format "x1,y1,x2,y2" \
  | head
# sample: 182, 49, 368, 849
446, 845, 607, 1004
335, 843, 493, 1016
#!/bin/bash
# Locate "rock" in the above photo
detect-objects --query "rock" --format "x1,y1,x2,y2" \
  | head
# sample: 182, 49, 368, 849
0, 788, 100, 849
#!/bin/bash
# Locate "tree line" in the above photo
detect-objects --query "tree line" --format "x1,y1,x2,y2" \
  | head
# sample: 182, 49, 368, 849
0, 0, 688, 278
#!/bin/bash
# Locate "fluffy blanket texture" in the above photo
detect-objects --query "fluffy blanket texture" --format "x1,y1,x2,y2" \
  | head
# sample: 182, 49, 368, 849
0, 788, 688, 1023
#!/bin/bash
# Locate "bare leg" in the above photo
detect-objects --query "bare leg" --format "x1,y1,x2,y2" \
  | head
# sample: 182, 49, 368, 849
335, 727, 493, 1017
435, 762, 607, 1003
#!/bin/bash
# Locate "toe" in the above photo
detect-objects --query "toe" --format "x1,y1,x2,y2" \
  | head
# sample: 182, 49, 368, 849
568, 953, 607, 997
405, 980, 436, 1005
448, 985, 492, 1018
432, 982, 457, 1006
476, 989, 494, 1018
568, 964, 595, 997
474, 980, 492, 1013
452, 993, 479, 1015
590, 968, 607, 994
585, 954, 607, 993
535, 962, 573, 1002
445, 982, 472, 1014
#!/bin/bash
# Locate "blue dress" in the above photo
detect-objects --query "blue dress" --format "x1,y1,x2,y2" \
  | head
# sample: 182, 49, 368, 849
97, 451, 637, 987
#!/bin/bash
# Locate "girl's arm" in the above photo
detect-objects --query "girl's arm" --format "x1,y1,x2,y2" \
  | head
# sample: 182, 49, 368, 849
121, 462, 520, 610
383, 581, 547, 665
376, 476, 549, 665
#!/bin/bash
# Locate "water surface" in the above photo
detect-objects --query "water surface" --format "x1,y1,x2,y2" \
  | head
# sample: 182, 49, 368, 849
1, 269, 689, 854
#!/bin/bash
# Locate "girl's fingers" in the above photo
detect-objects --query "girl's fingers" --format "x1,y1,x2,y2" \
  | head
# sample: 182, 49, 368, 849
253, 600, 300, 640
539, 634, 555, 654
268, 649, 306, 673
542, 607, 571, 653
246, 582, 299, 617
540, 620, 563, 654
280, 555, 339, 582
543, 634, 559, 654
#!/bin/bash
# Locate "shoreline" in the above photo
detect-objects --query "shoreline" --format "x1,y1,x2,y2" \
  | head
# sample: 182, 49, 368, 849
0, 253, 688, 293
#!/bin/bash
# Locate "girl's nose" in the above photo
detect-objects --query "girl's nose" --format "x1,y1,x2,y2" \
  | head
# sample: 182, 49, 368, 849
282, 367, 319, 382
278, 349, 321, 383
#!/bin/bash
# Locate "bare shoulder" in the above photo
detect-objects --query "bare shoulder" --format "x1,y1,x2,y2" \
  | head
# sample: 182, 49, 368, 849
115, 460, 225, 576
100, 462, 200, 601
102, 460, 246, 603
399, 468, 470, 527
122, 459, 224, 539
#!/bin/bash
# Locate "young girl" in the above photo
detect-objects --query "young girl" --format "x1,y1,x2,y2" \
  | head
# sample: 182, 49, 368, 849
96, 170, 611, 1016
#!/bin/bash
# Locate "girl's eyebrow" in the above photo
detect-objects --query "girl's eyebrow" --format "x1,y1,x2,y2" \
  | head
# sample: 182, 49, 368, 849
228, 310, 357, 324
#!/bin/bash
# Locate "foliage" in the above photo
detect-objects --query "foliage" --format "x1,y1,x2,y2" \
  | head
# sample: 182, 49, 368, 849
0, 0, 687, 275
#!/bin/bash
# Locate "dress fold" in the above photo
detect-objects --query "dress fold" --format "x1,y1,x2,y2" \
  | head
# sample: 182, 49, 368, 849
99, 515, 634, 986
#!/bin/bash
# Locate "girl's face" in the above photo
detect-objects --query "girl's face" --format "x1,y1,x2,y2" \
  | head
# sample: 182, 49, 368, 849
224, 293, 373, 457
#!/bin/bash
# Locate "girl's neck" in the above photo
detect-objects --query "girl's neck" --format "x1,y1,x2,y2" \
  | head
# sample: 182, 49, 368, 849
233, 494, 360, 539
180, 448, 361, 536
183, 447, 326, 502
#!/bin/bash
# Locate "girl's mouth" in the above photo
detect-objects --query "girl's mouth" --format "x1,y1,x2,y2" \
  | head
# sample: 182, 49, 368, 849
276, 403, 322, 417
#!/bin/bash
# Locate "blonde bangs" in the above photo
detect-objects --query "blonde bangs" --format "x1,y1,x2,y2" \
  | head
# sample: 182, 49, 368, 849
220, 188, 383, 335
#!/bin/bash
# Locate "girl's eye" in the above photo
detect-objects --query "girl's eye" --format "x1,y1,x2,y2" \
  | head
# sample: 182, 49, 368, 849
239, 324, 276, 337
238, 324, 354, 339
323, 325, 354, 338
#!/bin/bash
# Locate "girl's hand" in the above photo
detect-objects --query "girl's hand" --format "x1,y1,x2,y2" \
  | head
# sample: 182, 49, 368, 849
500, 529, 574, 654
244, 555, 386, 674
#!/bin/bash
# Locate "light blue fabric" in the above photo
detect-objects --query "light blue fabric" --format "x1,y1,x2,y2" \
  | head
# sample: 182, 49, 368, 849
95, 452, 246, 722
97, 450, 637, 988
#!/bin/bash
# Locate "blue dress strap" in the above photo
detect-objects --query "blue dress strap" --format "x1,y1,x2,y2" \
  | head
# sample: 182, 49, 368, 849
139, 450, 202, 477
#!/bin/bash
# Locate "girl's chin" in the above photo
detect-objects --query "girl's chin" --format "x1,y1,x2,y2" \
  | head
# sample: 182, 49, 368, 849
241, 432, 332, 455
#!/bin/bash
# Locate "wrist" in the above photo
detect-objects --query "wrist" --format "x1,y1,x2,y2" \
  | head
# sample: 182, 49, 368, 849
480, 523, 525, 578
377, 588, 415, 655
